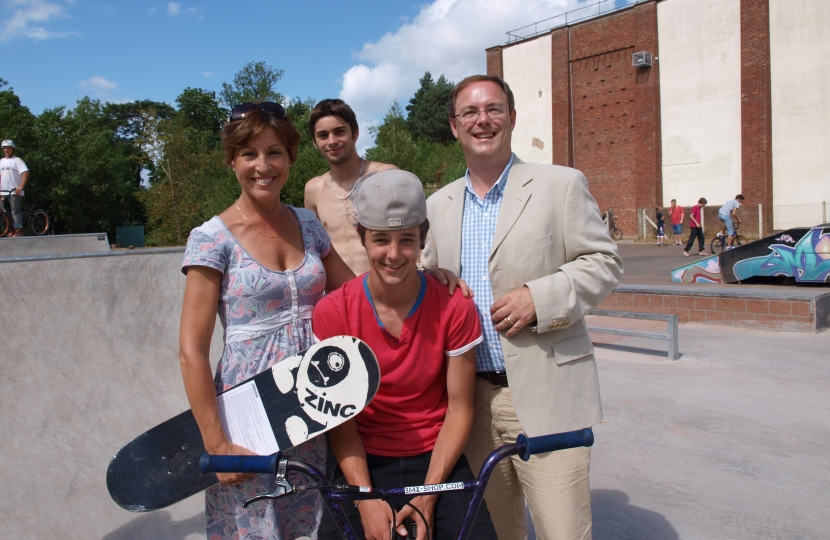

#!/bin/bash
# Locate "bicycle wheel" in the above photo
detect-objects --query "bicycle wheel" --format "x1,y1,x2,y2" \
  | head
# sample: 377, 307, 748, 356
612, 228, 623, 241
29, 209, 50, 235
0, 213, 10, 237
710, 236, 725, 254
736, 235, 748, 246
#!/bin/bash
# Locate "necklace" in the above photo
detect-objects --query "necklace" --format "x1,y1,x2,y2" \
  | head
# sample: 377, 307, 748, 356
329, 158, 365, 201
235, 202, 292, 239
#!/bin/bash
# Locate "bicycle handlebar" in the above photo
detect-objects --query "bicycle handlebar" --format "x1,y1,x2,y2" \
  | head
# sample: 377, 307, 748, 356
516, 428, 594, 461
199, 428, 596, 474
199, 452, 282, 474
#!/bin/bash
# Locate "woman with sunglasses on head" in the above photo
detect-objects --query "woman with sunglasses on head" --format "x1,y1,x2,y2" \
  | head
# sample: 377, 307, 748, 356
179, 102, 355, 540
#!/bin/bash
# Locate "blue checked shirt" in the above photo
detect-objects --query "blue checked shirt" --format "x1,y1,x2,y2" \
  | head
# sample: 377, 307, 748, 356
460, 154, 515, 373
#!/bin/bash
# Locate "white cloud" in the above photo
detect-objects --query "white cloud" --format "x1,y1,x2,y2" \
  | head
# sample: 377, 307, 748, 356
78, 76, 121, 100
0, 0, 79, 42
202, 71, 213, 78
85, 76, 117, 91
339, 0, 621, 153
167, 2, 202, 17
148, 6, 157, 15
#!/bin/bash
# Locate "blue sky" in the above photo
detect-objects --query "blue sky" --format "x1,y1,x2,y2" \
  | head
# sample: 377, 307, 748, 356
3, 0, 631, 151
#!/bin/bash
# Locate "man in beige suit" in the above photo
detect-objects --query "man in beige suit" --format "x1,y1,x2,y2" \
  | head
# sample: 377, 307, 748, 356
422, 75, 622, 540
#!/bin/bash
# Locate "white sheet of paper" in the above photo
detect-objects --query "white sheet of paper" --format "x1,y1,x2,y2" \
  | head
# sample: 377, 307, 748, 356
217, 381, 280, 455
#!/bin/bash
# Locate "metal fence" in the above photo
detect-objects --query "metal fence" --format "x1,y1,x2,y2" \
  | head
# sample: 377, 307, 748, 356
505, 0, 651, 43
774, 202, 828, 230
637, 202, 829, 242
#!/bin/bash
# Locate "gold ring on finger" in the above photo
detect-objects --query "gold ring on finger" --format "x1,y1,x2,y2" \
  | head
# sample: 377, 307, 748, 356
505, 315, 514, 325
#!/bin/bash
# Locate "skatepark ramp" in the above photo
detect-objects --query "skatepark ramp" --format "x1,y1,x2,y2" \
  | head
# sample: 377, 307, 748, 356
0, 232, 111, 258
671, 225, 830, 285
1, 249, 222, 540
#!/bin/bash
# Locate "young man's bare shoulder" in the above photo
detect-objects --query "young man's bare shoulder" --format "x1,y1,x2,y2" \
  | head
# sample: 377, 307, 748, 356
304, 172, 329, 198
304, 172, 332, 211
305, 172, 329, 190
364, 161, 398, 175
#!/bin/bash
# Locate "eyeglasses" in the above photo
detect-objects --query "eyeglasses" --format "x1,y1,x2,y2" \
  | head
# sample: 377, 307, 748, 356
229, 102, 287, 121
453, 105, 509, 124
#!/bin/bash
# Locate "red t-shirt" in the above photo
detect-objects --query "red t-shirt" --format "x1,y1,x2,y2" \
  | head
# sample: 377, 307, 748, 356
312, 272, 482, 456
670, 205, 684, 225
689, 205, 702, 227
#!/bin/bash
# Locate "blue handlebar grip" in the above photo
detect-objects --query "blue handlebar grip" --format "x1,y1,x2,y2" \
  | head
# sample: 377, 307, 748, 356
199, 453, 281, 474
516, 428, 594, 461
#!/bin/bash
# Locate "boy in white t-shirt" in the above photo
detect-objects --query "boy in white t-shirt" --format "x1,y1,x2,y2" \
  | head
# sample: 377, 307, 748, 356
718, 194, 745, 250
0, 140, 30, 237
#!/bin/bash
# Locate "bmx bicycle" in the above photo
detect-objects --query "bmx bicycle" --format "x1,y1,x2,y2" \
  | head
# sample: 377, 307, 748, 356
0, 189, 50, 237
710, 221, 748, 254
603, 210, 623, 241
201, 427, 595, 540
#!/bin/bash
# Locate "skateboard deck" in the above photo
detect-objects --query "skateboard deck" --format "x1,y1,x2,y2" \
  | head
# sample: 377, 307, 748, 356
107, 336, 380, 512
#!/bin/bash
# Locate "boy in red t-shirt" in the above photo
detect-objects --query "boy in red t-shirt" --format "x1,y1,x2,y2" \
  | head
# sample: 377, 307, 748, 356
683, 197, 709, 256
314, 170, 497, 540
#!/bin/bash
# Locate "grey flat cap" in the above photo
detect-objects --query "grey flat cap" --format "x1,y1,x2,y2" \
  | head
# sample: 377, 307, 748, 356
356, 170, 426, 230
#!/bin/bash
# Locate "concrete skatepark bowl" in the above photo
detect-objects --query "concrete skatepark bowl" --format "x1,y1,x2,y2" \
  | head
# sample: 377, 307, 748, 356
1, 242, 828, 539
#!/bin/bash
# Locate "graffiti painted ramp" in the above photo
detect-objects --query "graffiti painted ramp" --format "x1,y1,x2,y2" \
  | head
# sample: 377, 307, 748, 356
671, 254, 724, 284
672, 225, 830, 284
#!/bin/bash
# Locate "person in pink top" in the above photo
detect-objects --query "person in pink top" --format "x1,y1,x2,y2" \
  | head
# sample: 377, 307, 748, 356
683, 197, 709, 256
313, 169, 498, 540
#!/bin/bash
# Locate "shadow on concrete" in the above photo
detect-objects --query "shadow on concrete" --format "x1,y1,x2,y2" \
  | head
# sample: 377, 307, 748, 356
101, 510, 203, 540
592, 490, 679, 540
593, 342, 679, 360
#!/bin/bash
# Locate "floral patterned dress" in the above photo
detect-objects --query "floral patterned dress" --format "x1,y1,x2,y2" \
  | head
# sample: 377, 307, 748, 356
182, 208, 330, 540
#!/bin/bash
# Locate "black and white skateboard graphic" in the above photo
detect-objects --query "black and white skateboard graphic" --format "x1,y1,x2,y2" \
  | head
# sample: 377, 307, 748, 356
106, 336, 380, 512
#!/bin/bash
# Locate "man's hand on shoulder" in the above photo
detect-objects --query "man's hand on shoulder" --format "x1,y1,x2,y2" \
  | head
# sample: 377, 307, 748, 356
490, 286, 536, 338
424, 267, 472, 298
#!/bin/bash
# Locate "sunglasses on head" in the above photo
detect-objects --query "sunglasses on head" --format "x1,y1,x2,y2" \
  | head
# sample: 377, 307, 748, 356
229, 102, 287, 121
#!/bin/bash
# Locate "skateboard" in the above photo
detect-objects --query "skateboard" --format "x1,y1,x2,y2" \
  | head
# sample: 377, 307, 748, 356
106, 336, 380, 512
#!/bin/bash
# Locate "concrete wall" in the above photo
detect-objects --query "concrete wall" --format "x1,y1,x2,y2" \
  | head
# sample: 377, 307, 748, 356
769, 0, 830, 226
1, 250, 222, 540
0, 233, 110, 258
502, 34, 554, 164
658, 0, 743, 208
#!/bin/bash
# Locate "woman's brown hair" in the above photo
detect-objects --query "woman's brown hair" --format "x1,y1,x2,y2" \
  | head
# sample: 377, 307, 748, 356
221, 111, 302, 165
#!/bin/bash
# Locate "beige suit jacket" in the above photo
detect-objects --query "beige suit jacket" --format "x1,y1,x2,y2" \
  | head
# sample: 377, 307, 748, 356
422, 158, 623, 436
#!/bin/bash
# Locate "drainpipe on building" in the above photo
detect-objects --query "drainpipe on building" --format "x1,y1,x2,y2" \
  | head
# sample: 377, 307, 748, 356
758, 204, 763, 240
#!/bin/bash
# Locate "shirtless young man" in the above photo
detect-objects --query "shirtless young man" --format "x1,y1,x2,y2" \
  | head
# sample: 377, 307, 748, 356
304, 99, 398, 275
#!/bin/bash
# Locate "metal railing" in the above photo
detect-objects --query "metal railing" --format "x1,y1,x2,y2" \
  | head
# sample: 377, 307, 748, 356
506, 0, 651, 43
589, 309, 679, 360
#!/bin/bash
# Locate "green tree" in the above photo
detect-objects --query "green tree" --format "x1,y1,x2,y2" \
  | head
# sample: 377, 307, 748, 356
365, 101, 418, 172
176, 88, 226, 135
367, 99, 466, 190
220, 61, 285, 107
280, 97, 329, 208
406, 72, 455, 144
140, 118, 233, 246
104, 100, 177, 144
0, 83, 37, 154
34, 98, 145, 236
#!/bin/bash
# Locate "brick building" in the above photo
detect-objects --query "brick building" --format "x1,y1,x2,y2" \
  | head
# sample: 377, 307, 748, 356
485, 0, 830, 237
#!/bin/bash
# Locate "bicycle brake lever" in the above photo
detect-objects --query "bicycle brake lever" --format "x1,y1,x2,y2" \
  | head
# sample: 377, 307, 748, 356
242, 457, 294, 508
